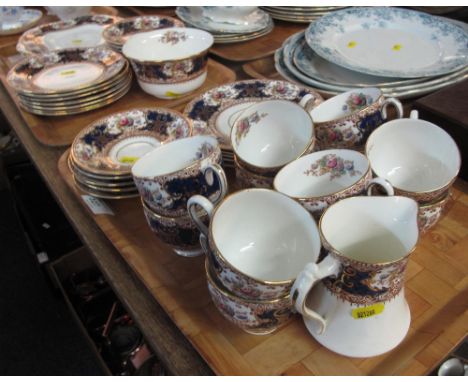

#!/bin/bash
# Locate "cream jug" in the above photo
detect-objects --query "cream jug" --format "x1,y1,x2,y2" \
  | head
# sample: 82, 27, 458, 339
291, 195, 419, 357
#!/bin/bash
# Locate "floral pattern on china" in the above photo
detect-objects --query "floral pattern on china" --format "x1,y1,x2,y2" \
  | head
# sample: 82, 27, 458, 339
183, 79, 323, 146
235, 111, 268, 145
7, 47, 125, 93
304, 154, 362, 180
159, 30, 188, 45
71, 109, 191, 174
16, 14, 119, 54
104, 16, 184, 43
343, 92, 373, 112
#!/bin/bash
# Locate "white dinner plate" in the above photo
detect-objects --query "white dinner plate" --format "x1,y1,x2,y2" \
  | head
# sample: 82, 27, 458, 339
306, 7, 468, 78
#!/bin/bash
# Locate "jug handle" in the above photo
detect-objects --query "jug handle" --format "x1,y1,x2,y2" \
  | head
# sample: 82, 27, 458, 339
381, 97, 403, 120
202, 163, 228, 206
187, 195, 214, 238
366, 177, 395, 196
290, 255, 340, 335
299, 94, 320, 113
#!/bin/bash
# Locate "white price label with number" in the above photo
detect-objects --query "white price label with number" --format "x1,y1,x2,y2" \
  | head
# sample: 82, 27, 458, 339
82, 195, 114, 215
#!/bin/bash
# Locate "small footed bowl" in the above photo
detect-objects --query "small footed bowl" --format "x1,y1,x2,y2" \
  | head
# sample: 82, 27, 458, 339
142, 199, 207, 257
205, 258, 294, 335
122, 27, 214, 99
418, 190, 452, 234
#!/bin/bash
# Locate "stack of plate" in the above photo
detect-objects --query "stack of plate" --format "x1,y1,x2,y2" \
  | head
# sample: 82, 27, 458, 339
183, 79, 322, 168
69, 108, 193, 199
175, 7, 273, 44
102, 15, 185, 51
260, 6, 347, 23
0, 8, 42, 36
274, 7, 468, 99
16, 14, 120, 54
7, 46, 132, 116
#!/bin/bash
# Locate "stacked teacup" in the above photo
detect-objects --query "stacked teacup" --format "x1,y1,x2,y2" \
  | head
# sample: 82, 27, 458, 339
365, 110, 461, 234
132, 135, 228, 257
188, 188, 322, 334
230, 97, 317, 189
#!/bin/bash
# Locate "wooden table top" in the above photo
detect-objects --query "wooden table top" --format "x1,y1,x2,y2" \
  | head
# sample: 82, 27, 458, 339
0, 6, 467, 376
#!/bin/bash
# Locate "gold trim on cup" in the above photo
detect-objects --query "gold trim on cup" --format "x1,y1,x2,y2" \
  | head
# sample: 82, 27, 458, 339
207, 188, 319, 285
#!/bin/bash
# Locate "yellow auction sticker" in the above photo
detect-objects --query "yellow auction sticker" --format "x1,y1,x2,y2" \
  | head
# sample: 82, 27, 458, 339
60, 70, 77, 76
72, 39, 83, 45
352, 303, 385, 319
119, 156, 139, 164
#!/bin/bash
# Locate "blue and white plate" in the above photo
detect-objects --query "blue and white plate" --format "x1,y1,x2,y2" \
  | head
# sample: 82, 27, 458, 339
176, 7, 270, 34
306, 7, 468, 78
277, 32, 468, 99
0, 9, 42, 36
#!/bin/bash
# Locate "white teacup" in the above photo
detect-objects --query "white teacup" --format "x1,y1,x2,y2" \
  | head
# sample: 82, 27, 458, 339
311, 87, 403, 150
274, 149, 387, 219
366, 110, 461, 203
231, 99, 315, 174
188, 188, 321, 300
132, 135, 228, 217
201, 6, 257, 23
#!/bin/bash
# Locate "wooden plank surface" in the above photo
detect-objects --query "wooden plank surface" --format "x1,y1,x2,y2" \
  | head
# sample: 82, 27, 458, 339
57, 149, 468, 376
0, 49, 236, 147
209, 20, 304, 62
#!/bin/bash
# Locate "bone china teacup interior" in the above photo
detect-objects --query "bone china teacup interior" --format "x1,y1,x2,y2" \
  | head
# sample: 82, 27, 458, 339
188, 188, 321, 300
230, 99, 315, 173
273, 149, 373, 218
310, 87, 403, 150
132, 135, 227, 217
366, 110, 461, 203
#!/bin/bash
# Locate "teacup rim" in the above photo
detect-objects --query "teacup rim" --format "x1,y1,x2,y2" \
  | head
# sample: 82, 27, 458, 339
365, 117, 462, 195
319, 195, 419, 267
132, 135, 219, 180
311, 87, 383, 125
273, 149, 371, 199
205, 257, 291, 304
230, 99, 315, 171
208, 188, 321, 285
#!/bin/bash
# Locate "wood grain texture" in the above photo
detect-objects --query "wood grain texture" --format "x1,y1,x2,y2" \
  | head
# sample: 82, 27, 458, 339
209, 20, 304, 62
58, 149, 468, 375
0, 47, 235, 147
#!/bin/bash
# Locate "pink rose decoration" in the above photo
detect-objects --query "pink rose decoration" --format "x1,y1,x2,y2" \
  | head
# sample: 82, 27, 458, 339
327, 157, 337, 168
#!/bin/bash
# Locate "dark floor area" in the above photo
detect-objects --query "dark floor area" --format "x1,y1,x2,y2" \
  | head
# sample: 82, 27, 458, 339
0, 147, 106, 375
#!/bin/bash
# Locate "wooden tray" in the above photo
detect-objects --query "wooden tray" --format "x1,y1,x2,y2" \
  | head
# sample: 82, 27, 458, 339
0, 45, 235, 147
209, 20, 304, 62
58, 149, 468, 376
242, 54, 283, 80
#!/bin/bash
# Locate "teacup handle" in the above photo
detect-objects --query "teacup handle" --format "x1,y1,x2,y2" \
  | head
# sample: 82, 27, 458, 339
299, 94, 320, 113
290, 256, 340, 334
187, 195, 215, 237
381, 97, 403, 120
366, 177, 395, 196
202, 163, 228, 206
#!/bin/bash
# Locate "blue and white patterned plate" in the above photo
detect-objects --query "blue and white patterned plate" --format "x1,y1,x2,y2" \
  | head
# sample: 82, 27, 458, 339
276, 33, 468, 99
306, 7, 468, 78
176, 7, 270, 34
0, 9, 42, 36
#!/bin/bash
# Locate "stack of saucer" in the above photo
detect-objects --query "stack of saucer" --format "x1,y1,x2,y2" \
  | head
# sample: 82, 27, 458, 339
102, 15, 185, 51
69, 108, 193, 199
0, 7, 42, 36
260, 6, 347, 23
175, 6, 273, 44
7, 46, 132, 116
275, 7, 468, 99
